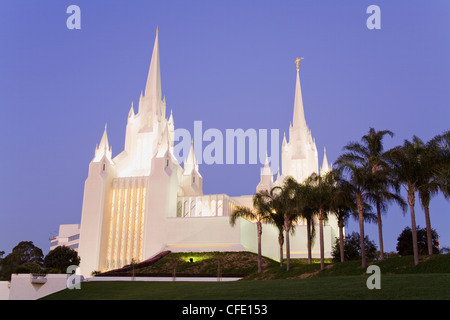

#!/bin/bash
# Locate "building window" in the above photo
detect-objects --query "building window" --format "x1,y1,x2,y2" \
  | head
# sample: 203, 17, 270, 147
190, 200, 196, 216
68, 234, 80, 242
184, 201, 189, 217
177, 201, 182, 217
218, 199, 223, 216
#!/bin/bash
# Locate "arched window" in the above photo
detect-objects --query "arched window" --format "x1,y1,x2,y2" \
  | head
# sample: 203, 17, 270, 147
190, 200, 196, 216
184, 201, 189, 217
211, 200, 216, 216
217, 199, 223, 216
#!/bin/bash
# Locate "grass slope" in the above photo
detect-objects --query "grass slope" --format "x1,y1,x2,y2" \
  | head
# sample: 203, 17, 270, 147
43, 274, 450, 300
42, 252, 450, 300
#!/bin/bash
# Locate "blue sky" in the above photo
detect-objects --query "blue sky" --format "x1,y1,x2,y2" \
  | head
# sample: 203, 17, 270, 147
0, 0, 449, 255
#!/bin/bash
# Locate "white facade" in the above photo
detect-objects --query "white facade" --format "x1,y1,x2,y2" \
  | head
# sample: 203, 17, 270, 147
66, 30, 338, 277
49, 224, 80, 252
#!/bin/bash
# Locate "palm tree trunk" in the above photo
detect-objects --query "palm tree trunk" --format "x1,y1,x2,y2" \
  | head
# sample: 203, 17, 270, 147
356, 193, 366, 269
338, 219, 345, 263
284, 216, 290, 271
408, 190, 419, 265
278, 233, 284, 267
319, 209, 325, 271
257, 222, 262, 273
376, 201, 385, 260
423, 202, 433, 255
306, 218, 312, 264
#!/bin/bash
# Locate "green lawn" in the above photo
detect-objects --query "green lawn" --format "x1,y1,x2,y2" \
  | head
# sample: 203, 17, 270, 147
42, 253, 450, 300
43, 273, 450, 300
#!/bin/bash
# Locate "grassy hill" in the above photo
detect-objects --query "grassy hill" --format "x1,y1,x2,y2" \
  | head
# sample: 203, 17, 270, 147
95, 251, 450, 279
42, 252, 450, 300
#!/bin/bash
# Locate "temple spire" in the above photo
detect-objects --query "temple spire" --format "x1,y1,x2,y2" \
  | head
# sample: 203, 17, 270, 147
94, 124, 112, 162
99, 124, 109, 152
320, 147, 330, 175
144, 27, 162, 100
292, 58, 308, 135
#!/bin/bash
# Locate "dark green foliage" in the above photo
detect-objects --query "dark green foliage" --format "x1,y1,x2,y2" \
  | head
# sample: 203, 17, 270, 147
396, 226, 440, 256
0, 241, 44, 280
43, 245, 81, 273
332, 232, 378, 262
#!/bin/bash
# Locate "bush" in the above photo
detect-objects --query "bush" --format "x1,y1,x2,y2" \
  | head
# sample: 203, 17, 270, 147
332, 232, 378, 262
396, 226, 439, 256
43, 245, 80, 273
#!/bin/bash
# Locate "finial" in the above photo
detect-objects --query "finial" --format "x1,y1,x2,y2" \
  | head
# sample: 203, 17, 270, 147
156, 25, 159, 34
295, 57, 304, 71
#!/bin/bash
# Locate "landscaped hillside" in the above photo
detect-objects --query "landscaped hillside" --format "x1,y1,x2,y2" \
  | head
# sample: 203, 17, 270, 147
96, 251, 275, 278
42, 252, 450, 300
95, 251, 450, 280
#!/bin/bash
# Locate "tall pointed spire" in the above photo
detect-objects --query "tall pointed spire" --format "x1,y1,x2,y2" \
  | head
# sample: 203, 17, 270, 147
94, 124, 112, 162
184, 140, 199, 174
98, 124, 109, 152
320, 147, 330, 175
292, 58, 307, 133
144, 27, 162, 100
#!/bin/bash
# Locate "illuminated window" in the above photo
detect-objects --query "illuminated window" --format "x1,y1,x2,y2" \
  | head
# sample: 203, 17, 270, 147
184, 201, 189, 217
211, 200, 216, 216
218, 199, 223, 216
197, 200, 202, 216
177, 201, 182, 217
190, 200, 196, 216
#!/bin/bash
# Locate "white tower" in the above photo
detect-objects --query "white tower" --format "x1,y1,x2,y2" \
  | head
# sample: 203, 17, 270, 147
78, 28, 203, 277
276, 58, 319, 186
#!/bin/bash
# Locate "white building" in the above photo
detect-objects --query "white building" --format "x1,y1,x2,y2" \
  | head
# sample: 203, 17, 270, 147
49, 224, 80, 252
56, 29, 337, 277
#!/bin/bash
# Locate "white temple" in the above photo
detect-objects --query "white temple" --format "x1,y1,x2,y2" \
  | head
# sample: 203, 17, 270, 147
62, 29, 338, 277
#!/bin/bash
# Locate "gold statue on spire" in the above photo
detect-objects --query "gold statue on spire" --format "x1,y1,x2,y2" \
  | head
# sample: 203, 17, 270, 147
156, 25, 159, 34
295, 57, 304, 71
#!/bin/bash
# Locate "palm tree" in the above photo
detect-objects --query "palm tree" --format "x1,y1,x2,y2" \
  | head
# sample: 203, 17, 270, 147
304, 171, 336, 270
417, 131, 450, 255
258, 189, 285, 267
301, 202, 316, 265
269, 177, 300, 271
268, 201, 285, 267
330, 171, 355, 263
434, 131, 450, 195
385, 136, 425, 265
229, 192, 271, 273
282, 177, 315, 265
335, 156, 374, 269
337, 128, 405, 260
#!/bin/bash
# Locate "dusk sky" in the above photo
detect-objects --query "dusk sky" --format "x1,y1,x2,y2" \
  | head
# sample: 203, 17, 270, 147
1, 1, 449, 256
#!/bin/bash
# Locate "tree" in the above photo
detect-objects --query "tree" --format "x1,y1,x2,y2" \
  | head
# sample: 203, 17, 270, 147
269, 178, 300, 271
417, 131, 450, 255
277, 177, 315, 265
229, 192, 271, 273
0, 241, 44, 280
433, 131, 450, 196
43, 245, 81, 273
332, 232, 378, 262
336, 154, 375, 269
336, 128, 406, 260
396, 226, 439, 256
265, 192, 285, 267
386, 136, 426, 265
329, 173, 356, 263
304, 172, 336, 270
